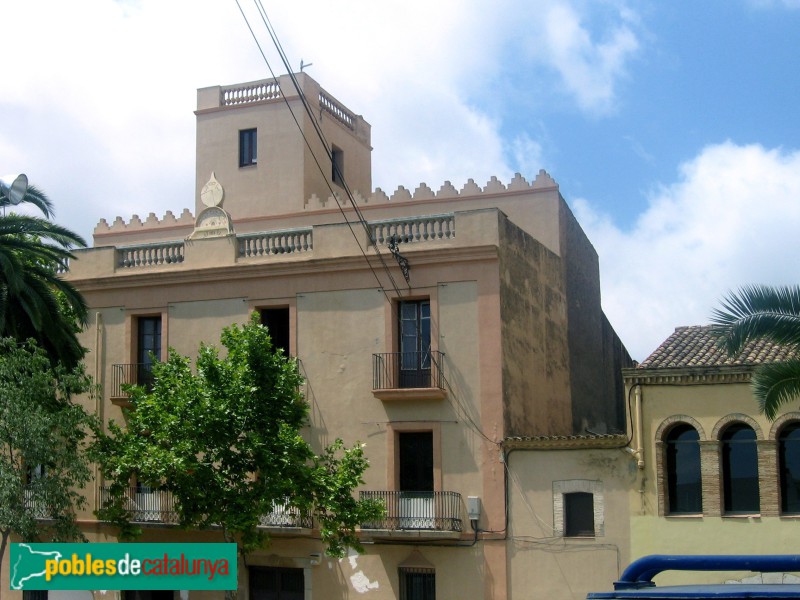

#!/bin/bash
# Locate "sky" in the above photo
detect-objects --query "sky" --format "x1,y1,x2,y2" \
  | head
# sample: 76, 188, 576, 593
2, 0, 800, 361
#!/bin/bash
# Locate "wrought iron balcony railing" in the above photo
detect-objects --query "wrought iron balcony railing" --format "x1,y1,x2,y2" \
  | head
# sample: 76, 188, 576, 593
359, 491, 462, 532
372, 351, 445, 390
100, 486, 179, 524
110, 362, 156, 398
258, 502, 313, 529
23, 486, 52, 520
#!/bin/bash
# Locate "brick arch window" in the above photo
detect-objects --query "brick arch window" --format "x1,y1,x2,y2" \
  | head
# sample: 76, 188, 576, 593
665, 423, 702, 514
721, 423, 760, 514
779, 422, 800, 514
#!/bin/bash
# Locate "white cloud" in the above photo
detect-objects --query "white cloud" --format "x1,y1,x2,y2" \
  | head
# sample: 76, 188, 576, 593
574, 142, 800, 361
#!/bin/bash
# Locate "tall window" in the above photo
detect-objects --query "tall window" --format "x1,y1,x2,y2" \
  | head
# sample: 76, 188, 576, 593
780, 423, 800, 514
722, 424, 760, 514
666, 424, 702, 514
400, 568, 435, 600
239, 128, 257, 167
249, 566, 304, 600
564, 492, 595, 537
399, 300, 431, 388
137, 316, 161, 390
332, 145, 344, 185
398, 431, 434, 529
261, 307, 291, 356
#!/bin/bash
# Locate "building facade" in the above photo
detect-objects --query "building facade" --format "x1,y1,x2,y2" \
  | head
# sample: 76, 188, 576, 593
3, 73, 632, 600
623, 325, 800, 586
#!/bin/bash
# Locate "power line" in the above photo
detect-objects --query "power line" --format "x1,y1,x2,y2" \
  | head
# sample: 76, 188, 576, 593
234, 0, 406, 301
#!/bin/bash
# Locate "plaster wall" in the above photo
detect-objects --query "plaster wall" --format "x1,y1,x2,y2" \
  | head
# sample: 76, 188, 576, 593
507, 447, 634, 600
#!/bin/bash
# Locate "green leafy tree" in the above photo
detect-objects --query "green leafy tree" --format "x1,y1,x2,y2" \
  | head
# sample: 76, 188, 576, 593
96, 314, 382, 592
711, 284, 800, 419
0, 184, 88, 369
0, 337, 97, 572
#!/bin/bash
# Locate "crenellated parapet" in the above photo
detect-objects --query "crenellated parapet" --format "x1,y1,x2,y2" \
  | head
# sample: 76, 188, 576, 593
306, 169, 558, 208
94, 208, 195, 236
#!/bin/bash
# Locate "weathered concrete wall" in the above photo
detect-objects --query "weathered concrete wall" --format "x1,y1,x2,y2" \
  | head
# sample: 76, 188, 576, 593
498, 213, 571, 437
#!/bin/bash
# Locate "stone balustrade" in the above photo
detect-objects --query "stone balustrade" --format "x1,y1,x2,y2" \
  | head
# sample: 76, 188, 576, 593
221, 80, 282, 106
118, 241, 185, 268
238, 228, 313, 258
370, 214, 455, 244
319, 90, 355, 130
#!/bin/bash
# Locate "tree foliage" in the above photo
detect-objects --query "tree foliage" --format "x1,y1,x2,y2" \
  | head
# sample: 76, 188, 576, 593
0, 337, 97, 568
711, 284, 800, 419
0, 184, 88, 369
96, 313, 382, 559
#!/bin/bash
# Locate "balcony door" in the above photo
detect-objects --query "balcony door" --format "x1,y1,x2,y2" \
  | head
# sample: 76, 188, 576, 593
399, 300, 431, 388
137, 316, 161, 390
398, 431, 434, 529
134, 481, 161, 522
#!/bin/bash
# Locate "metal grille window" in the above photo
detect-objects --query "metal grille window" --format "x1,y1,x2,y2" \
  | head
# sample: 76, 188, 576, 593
239, 128, 257, 167
780, 423, 800, 514
249, 566, 304, 600
666, 424, 702, 514
564, 492, 595, 537
722, 424, 760, 514
400, 568, 435, 600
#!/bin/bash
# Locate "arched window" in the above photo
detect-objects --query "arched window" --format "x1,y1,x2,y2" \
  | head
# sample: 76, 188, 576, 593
722, 424, 760, 514
779, 423, 800, 514
666, 424, 702, 514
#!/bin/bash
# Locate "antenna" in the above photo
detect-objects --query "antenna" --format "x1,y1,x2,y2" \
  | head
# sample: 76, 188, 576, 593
300, 59, 313, 72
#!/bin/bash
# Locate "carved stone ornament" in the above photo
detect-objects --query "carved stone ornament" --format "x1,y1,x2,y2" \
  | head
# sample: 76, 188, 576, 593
200, 172, 224, 208
187, 206, 234, 240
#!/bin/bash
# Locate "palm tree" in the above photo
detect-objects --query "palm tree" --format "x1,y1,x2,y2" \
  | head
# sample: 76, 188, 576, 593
0, 184, 88, 368
711, 284, 800, 419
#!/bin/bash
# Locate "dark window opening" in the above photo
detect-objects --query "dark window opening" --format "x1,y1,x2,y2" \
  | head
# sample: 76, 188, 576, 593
780, 423, 800, 514
239, 128, 257, 167
137, 316, 161, 390
722, 424, 760, 514
123, 592, 174, 600
400, 568, 435, 600
24, 592, 49, 600
332, 146, 344, 185
564, 491, 595, 537
666, 424, 702, 514
399, 431, 434, 492
250, 566, 304, 600
399, 300, 431, 388
261, 307, 291, 356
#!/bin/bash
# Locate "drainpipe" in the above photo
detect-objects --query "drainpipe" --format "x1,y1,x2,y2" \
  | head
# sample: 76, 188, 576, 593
626, 384, 645, 470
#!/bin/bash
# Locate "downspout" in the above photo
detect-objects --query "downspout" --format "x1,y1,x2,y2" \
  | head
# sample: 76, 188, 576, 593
633, 384, 644, 470
94, 311, 103, 512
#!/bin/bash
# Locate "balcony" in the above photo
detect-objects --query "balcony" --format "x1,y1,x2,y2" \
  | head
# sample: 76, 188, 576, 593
100, 486, 179, 524
110, 363, 156, 399
99, 487, 312, 531
258, 502, 313, 530
372, 351, 447, 401
23, 486, 52, 520
359, 491, 463, 539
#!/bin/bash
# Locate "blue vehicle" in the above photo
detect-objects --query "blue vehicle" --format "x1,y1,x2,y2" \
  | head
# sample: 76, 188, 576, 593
588, 555, 800, 599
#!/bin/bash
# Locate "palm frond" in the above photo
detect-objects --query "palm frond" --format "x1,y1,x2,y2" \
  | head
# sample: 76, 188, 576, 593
752, 359, 800, 420
0, 184, 54, 217
710, 284, 800, 355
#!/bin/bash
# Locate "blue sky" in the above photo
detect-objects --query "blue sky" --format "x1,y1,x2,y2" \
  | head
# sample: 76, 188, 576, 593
2, 0, 799, 360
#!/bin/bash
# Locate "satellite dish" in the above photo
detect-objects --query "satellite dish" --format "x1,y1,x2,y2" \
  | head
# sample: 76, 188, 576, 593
0, 174, 28, 205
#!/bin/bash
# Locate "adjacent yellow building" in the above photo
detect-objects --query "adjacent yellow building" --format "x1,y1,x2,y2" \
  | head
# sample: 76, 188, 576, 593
624, 325, 800, 586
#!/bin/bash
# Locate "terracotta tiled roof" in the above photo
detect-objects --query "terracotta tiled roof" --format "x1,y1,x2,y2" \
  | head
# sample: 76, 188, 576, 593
638, 325, 796, 369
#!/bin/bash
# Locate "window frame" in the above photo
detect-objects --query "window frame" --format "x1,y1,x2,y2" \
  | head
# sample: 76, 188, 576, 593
563, 491, 595, 537
331, 145, 344, 185
665, 424, 703, 515
721, 423, 760, 515
779, 422, 800, 514
239, 128, 258, 168
399, 567, 436, 600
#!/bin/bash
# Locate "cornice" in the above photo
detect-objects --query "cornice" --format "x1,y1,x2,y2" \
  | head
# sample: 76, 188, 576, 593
503, 434, 628, 450
66, 244, 500, 293
622, 365, 755, 385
